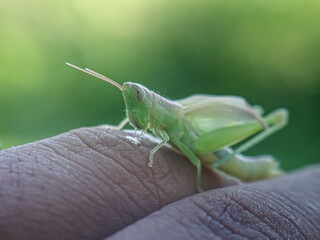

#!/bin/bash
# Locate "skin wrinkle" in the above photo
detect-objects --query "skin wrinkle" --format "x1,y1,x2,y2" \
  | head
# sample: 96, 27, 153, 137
110, 160, 164, 216
84, 129, 180, 206
20, 146, 49, 171
157, 161, 173, 181
2, 128, 319, 240
146, 152, 170, 197
1, 155, 99, 239
266, 194, 312, 239
92, 173, 132, 230
70, 129, 185, 224
102, 188, 131, 230
57, 133, 125, 185
193, 197, 264, 240
219, 203, 229, 218
47, 178, 93, 211
146, 144, 188, 196
46, 139, 102, 178
54, 129, 184, 234
256, 185, 308, 216
105, 182, 148, 223
19, 145, 46, 177
190, 199, 233, 235
38, 142, 78, 176
270, 189, 320, 233
5, 143, 74, 190
104, 130, 168, 198
15, 157, 21, 188
96, 142, 160, 208
109, 136, 144, 168
242, 191, 298, 239
59, 177, 114, 226
26, 144, 36, 157
82, 128, 218, 231
4, 154, 23, 188
47, 140, 142, 235
37, 139, 114, 213
248, 171, 320, 237
173, 217, 199, 240
195, 214, 223, 240
44, 181, 105, 229
161, 203, 214, 240
102, 165, 149, 221
253, 188, 303, 217
299, 201, 319, 235
88, 129, 121, 150
37, 142, 72, 172
1, 128, 208, 240
89, 128, 199, 206
67, 132, 151, 224
282, 194, 317, 237
108, 168, 320, 240
190, 200, 243, 239
143, 151, 167, 201
226, 197, 282, 239
74, 130, 142, 180
250, 189, 308, 239
4, 137, 134, 237
49, 137, 93, 158
215, 199, 267, 239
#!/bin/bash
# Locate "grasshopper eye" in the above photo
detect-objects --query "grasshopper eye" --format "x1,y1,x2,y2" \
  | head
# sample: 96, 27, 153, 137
132, 85, 146, 102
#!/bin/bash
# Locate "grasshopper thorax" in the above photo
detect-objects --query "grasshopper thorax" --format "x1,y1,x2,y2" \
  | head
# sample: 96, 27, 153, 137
123, 82, 153, 131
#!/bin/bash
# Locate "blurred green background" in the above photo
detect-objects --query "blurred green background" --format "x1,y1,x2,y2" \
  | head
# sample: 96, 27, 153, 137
1, 0, 319, 170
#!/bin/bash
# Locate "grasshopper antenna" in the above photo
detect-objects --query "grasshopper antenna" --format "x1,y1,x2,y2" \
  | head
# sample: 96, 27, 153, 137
65, 62, 124, 91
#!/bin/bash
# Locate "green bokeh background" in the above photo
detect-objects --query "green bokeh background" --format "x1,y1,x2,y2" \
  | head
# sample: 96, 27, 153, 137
1, 0, 319, 170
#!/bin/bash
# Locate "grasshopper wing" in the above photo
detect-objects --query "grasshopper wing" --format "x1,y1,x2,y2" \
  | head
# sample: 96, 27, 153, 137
178, 94, 266, 135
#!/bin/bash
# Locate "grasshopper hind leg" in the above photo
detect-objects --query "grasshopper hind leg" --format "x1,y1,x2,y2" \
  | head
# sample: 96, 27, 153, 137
214, 109, 288, 168
148, 131, 203, 192
214, 148, 284, 181
171, 140, 203, 192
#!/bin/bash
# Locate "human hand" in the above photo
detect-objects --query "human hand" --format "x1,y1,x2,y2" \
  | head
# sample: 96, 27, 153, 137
0, 127, 319, 240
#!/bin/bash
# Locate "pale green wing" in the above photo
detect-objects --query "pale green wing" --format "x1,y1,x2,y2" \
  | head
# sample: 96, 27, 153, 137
178, 94, 266, 135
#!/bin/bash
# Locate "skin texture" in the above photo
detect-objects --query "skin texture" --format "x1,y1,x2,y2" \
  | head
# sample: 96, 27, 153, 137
0, 127, 319, 240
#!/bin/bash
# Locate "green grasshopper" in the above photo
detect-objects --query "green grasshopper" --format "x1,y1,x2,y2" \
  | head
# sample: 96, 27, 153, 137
66, 62, 288, 191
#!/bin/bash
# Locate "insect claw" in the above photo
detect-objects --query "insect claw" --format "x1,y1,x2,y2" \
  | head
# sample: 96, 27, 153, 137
148, 156, 154, 167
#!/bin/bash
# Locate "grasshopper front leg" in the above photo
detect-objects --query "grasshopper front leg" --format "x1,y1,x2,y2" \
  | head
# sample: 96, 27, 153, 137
116, 117, 129, 130
148, 130, 169, 167
99, 117, 129, 130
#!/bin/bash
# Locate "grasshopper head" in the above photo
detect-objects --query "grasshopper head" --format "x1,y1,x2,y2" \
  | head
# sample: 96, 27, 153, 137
64, 63, 154, 131
123, 82, 153, 131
